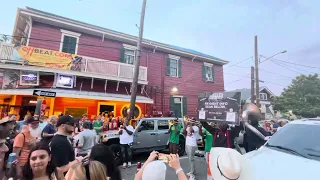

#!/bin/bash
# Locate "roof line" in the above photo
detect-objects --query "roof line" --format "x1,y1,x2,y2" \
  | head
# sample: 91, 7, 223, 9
19, 7, 228, 65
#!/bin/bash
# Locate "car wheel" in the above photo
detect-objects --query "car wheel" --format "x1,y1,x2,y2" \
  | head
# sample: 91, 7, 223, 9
109, 144, 122, 166
178, 138, 185, 156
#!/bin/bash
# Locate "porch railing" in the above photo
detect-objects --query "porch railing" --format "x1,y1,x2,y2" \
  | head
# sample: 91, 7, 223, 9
0, 43, 148, 81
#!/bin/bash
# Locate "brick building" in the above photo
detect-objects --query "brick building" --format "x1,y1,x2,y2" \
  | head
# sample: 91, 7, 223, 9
0, 7, 227, 119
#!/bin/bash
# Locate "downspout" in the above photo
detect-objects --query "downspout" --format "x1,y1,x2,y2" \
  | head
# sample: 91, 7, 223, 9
161, 53, 165, 114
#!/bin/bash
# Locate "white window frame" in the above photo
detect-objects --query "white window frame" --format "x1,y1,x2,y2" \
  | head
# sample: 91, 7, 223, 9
259, 93, 268, 100
60, 29, 81, 54
168, 54, 180, 77
123, 44, 137, 65
204, 62, 213, 82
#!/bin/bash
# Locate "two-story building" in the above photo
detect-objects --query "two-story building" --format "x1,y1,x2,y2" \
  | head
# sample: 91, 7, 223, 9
0, 7, 227, 119
229, 86, 276, 120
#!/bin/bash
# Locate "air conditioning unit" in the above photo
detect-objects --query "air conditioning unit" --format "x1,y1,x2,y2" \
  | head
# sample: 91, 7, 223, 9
206, 77, 213, 81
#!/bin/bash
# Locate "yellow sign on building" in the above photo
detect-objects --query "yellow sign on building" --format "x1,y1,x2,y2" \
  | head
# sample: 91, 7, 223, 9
11, 45, 83, 71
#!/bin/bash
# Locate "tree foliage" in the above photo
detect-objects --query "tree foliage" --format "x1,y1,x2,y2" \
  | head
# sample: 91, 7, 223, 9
0, 35, 10, 43
273, 74, 320, 118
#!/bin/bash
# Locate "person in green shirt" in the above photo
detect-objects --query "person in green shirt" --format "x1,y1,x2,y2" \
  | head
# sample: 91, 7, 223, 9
93, 116, 103, 135
203, 126, 213, 180
168, 118, 182, 154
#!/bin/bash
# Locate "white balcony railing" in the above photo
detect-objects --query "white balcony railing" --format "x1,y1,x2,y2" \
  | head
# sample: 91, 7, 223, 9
0, 43, 147, 82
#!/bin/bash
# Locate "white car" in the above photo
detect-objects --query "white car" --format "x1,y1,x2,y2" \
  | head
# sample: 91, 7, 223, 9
244, 118, 320, 180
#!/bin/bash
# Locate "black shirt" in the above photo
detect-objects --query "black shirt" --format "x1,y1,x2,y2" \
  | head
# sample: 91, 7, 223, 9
50, 134, 75, 168
201, 122, 242, 148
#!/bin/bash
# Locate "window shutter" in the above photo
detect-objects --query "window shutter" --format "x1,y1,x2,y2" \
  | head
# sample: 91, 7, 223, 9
183, 97, 187, 116
202, 65, 206, 82
119, 48, 125, 63
178, 60, 182, 77
169, 96, 174, 110
166, 58, 171, 76
211, 66, 215, 82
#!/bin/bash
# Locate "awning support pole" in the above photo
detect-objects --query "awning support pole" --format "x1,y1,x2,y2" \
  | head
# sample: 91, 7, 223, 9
104, 80, 108, 93
116, 81, 120, 91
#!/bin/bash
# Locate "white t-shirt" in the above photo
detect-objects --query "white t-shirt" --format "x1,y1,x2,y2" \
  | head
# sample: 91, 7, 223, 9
186, 126, 199, 147
120, 125, 134, 144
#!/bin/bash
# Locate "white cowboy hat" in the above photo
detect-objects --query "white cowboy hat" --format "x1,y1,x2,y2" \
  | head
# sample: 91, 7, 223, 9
209, 147, 252, 180
142, 160, 166, 180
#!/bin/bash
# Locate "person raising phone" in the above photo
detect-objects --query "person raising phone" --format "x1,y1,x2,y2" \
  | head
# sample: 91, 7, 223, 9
118, 118, 134, 168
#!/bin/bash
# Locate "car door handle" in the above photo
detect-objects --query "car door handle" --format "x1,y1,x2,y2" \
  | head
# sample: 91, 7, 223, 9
150, 133, 157, 135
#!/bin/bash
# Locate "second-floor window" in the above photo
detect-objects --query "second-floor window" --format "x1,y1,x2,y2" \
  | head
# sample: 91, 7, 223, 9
202, 63, 215, 82
124, 49, 135, 64
60, 29, 81, 54
166, 55, 181, 77
120, 44, 136, 65
259, 93, 268, 100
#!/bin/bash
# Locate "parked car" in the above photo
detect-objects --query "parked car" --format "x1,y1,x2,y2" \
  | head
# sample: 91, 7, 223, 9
244, 118, 320, 180
101, 117, 185, 165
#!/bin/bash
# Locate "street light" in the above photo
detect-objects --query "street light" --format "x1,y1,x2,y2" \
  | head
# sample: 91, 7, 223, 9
171, 87, 178, 93
259, 50, 287, 64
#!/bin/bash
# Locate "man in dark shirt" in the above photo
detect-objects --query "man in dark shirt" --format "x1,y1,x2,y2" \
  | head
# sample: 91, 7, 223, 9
246, 117, 271, 152
50, 115, 83, 175
201, 121, 242, 149
41, 115, 58, 143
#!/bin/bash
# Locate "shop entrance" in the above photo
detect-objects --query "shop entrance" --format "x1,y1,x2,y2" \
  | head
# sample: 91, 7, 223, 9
98, 103, 115, 117
19, 97, 37, 120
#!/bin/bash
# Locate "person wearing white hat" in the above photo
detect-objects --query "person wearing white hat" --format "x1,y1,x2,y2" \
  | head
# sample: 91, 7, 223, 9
209, 147, 252, 180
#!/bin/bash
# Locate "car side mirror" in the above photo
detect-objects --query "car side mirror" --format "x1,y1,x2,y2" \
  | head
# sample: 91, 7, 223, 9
137, 126, 143, 132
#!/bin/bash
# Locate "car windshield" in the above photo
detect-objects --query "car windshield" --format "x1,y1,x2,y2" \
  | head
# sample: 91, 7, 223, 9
266, 122, 320, 161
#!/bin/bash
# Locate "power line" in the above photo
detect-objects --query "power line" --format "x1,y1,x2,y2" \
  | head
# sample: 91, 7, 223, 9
259, 68, 294, 79
275, 60, 319, 74
270, 59, 305, 74
272, 58, 320, 70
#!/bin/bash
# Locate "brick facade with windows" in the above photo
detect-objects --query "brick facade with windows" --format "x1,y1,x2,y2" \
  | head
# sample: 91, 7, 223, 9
9, 7, 227, 117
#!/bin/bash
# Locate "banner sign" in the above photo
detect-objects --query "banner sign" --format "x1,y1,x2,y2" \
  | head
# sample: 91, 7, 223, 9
10, 45, 83, 71
197, 91, 241, 125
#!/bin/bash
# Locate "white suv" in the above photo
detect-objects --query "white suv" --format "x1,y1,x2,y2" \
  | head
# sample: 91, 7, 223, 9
244, 118, 320, 180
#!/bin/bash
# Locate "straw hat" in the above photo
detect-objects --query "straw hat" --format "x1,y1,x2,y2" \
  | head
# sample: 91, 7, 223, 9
209, 147, 252, 180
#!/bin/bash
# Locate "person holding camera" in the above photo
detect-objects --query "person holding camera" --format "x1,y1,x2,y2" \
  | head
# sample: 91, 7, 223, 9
119, 118, 134, 168
134, 151, 187, 180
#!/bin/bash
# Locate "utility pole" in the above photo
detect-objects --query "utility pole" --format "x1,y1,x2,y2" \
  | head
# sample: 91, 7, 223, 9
129, 0, 147, 119
254, 36, 260, 107
251, 66, 255, 103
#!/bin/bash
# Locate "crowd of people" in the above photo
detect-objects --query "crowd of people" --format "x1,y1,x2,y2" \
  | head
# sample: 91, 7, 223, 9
0, 110, 287, 180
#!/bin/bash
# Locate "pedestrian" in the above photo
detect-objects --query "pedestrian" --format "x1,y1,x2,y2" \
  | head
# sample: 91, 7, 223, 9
119, 118, 134, 168
182, 117, 202, 180
93, 115, 103, 142
41, 115, 57, 144
0, 127, 9, 180
246, 117, 271, 152
74, 122, 96, 157
16, 115, 30, 132
134, 151, 187, 180
168, 118, 182, 154
90, 144, 122, 180
202, 125, 213, 180
13, 116, 40, 178
22, 143, 58, 180
65, 160, 109, 180
50, 115, 83, 176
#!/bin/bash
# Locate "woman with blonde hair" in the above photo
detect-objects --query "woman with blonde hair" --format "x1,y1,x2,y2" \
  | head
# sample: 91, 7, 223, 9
65, 160, 109, 180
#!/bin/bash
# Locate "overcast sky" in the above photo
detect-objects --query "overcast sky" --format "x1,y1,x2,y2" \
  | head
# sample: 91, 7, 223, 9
1, 0, 319, 95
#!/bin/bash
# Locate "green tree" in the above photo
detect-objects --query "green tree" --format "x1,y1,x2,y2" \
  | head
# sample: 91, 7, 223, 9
0, 35, 10, 43
273, 74, 320, 118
